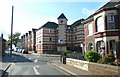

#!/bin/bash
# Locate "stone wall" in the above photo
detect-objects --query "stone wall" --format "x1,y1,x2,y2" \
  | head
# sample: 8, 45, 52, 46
66, 58, 119, 75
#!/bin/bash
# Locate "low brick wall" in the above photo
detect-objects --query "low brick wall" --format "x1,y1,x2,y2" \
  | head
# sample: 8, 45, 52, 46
89, 62, 119, 75
66, 58, 119, 75
66, 58, 89, 71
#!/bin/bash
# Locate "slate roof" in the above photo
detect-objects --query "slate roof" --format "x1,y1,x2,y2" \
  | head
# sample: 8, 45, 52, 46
71, 19, 84, 28
37, 22, 58, 30
57, 13, 68, 20
32, 28, 37, 33
82, 0, 120, 24
95, 1, 120, 13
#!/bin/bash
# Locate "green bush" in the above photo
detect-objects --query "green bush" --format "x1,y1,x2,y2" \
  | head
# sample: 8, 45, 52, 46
62, 50, 69, 57
107, 55, 115, 64
98, 55, 115, 64
97, 56, 108, 64
85, 50, 100, 62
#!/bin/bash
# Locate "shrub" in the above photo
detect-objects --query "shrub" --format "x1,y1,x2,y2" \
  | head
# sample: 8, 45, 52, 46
107, 55, 115, 64
62, 50, 69, 57
85, 50, 100, 62
97, 56, 108, 64
98, 55, 115, 64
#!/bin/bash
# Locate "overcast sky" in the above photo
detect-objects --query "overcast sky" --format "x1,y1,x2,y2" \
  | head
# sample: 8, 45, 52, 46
0, 0, 110, 40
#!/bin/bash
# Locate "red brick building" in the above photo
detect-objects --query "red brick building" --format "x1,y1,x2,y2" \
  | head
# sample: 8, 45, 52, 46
36, 22, 58, 54
83, 1, 120, 61
36, 13, 85, 54
21, 28, 37, 52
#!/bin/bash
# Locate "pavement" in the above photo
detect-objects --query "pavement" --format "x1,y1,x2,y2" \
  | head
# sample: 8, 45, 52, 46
49, 60, 93, 76
0, 62, 12, 77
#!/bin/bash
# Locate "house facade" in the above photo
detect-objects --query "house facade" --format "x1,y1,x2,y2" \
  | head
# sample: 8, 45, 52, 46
31, 28, 37, 52
21, 28, 37, 52
28, 31, 32, 51
70, 19, 85, 52
83, 1, 120, 60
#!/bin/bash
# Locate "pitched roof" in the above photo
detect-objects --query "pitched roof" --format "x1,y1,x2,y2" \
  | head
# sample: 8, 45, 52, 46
83, 0, 120, 24
71, 19, 84, 28
57, 13, 68, 20
82, 15, 94, 24
32, 28, 37, 33
38, 22, 58, 30
95, 1, 120, 13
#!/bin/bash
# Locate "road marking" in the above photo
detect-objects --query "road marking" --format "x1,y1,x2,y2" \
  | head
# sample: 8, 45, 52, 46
34, 59, 38, 62
36, 66, 39, 68
33, 66, 40, 75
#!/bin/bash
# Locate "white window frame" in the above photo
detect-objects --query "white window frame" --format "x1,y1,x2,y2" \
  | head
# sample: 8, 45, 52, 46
88, 23, 93, 36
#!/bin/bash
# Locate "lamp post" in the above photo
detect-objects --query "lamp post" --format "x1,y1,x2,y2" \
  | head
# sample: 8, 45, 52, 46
58, 39, 64, 62
10, 6, 14, 56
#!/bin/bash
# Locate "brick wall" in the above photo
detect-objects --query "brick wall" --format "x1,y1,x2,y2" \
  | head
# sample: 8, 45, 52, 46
89, 62, 119, 75
66, 58, 119, 75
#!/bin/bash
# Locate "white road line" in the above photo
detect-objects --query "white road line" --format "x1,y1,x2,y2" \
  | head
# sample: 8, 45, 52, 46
33, 66, 40, 75
34, 59, 38, 62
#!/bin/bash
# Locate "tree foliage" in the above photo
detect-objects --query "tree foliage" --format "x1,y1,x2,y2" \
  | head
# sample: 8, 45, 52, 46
6, 32, 21, 46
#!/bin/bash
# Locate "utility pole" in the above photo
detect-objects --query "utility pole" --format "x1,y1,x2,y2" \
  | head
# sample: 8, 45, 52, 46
10, 6, 14, 56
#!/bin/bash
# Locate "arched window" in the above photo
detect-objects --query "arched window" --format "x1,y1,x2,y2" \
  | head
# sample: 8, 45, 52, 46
96, 16, 104, 32
88, 42, 93, 50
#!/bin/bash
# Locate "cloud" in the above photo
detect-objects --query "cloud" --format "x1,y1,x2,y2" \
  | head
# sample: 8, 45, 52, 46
81, 8, 96, 18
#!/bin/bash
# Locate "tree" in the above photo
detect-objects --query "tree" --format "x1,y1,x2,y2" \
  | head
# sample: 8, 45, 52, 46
6, 32, 21, 46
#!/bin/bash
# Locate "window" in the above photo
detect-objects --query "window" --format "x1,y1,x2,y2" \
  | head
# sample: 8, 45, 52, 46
96, 16, 104, 32
75, 36, 77, 40
109, 40, 116, 51
88, 23, 93, 36
60, 20, 63, 23
96, 40, 105, 55
88, 43, 93, 50
109, 40, 116, 58
108, 14, 115, 29
50, 37, 52, 41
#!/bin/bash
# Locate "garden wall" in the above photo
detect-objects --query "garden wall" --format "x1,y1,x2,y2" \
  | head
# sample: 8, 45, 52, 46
66, 58, 119, 75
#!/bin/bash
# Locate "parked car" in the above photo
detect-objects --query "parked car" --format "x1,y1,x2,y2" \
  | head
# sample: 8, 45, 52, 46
15, 47, 19, 52
22, 49, 28, 54
17, 48, 22, 53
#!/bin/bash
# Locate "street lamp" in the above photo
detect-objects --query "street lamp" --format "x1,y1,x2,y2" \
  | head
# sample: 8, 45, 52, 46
58, 39, 64, 52
58, 39, 64, 62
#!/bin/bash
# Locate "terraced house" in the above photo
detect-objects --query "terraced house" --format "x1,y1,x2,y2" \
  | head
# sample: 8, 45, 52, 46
82, 1, 120, 61
21, 28, 37, 52
36, 13, 84, 54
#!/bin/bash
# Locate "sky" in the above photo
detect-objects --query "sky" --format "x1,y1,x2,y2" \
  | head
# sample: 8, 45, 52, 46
0, 0, 110, 40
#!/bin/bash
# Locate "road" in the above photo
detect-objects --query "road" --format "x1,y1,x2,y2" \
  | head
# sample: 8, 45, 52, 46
6, 52, 70, 76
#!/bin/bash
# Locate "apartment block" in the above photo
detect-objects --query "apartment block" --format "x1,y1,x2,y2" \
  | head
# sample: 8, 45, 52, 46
36, 13, 85, 53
